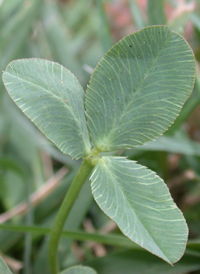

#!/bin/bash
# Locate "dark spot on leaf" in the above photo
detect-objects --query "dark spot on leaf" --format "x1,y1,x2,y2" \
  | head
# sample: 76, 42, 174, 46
129, 45, 132, 48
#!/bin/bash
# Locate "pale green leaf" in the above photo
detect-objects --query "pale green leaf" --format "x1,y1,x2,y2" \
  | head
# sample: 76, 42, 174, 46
60, 266, 97, 274
133, 130, 200, 156
2, 59, 91, 159
85, 26, 195, 152
0, 256, 13, 274
90, 156, 188, 264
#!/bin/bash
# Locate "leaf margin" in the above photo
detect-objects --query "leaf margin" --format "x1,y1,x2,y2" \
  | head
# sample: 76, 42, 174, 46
90, 155, 188, 264
2, 58, 92, 159
85, 25, 196, 152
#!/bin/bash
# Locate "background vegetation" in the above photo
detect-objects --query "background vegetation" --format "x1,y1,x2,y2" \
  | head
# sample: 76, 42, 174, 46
0, 0, 200, 273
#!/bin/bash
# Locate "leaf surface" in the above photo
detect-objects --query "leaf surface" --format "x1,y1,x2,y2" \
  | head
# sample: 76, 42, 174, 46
0, 256, 13, 274
2, 59, 91, 159
60, 266, 97, 274
85, 26, 195, 152
90, 156, 188, 264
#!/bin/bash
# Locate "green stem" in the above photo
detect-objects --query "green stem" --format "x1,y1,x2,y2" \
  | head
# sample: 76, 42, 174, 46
0, 224, 140, 249
48, 158, 94, 274
1, 224, 199, 257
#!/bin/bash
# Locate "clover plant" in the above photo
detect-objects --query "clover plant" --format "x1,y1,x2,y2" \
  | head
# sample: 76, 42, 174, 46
2, 26, 195, 274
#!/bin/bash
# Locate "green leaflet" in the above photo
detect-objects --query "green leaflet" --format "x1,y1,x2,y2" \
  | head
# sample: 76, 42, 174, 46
60, 266, 97, 274
2, 59, 91, 159
85, 26, 195, 152
90, 157, 188, 264
0, 256, 13, 274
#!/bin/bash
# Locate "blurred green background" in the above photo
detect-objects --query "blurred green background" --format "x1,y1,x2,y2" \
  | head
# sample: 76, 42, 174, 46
0, 0, 200, 273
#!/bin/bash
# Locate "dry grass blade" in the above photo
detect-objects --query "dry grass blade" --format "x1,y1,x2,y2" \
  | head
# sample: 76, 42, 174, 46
0, 166, 68, 224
